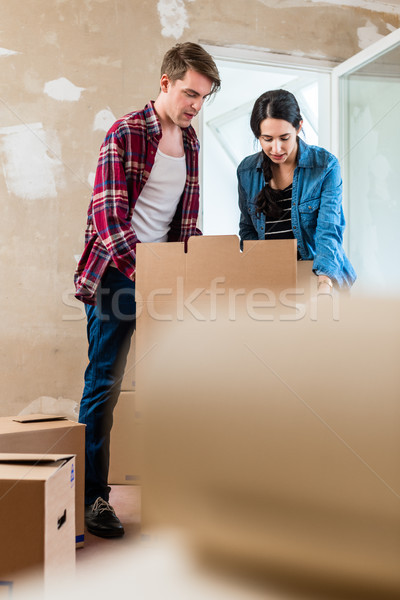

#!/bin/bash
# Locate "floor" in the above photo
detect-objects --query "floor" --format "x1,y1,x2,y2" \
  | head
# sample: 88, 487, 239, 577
76, 484, 141, 572
72, 483, 276, 600
73, 485, 385, 600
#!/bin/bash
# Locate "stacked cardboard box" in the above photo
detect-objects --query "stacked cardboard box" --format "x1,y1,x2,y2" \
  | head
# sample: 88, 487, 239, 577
0, 415, 85, 547
0, 453, 76, 596
121, 333, 136, 391
108, 391, 142, 485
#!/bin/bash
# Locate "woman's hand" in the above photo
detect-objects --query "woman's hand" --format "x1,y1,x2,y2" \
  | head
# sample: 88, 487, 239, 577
317, 276, 333, 294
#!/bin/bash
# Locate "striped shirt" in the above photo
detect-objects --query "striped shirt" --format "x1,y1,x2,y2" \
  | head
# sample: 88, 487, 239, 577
264, 184, 294, 240
74, 102, 201, 305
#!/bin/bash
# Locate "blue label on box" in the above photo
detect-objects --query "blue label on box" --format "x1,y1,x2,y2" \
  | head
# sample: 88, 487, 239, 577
0, 581, 13, 597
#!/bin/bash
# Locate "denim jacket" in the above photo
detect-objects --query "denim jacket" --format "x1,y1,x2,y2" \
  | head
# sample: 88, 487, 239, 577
237, 138, 356, 289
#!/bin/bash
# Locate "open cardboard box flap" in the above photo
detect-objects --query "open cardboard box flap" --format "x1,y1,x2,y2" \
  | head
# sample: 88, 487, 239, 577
13, 414, 67, 424
0, 453, 75, 465
136, 235, 297, 299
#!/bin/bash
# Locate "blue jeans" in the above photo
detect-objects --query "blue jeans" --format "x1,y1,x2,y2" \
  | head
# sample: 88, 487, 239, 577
79, 267, 136, 505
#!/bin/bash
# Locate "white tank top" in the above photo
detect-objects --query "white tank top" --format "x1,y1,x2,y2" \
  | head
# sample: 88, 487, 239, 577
131, 148, 186, 243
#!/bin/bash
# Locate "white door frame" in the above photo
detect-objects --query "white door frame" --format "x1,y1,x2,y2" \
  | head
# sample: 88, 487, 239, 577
201, 43, 338, 71
201, 43, 336, 149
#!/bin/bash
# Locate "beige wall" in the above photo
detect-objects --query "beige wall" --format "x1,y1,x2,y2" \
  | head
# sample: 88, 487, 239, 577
0, 0, 399, 415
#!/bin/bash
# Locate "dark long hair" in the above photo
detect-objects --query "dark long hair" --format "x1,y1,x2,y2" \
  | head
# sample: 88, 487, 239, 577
250, 89, 302, 218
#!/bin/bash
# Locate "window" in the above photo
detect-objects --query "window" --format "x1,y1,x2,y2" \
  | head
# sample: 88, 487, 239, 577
201, 48, 332, 236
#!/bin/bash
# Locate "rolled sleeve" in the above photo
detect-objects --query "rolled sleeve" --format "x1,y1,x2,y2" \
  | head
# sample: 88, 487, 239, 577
312, 158, 352, 287
92, 129, 139, 279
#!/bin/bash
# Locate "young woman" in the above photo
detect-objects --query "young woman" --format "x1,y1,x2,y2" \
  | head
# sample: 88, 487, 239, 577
238, 89, 356, 291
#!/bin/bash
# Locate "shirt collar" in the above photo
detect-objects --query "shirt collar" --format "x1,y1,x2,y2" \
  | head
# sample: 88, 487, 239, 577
297, 137, 313, 167
144, 101, 162, 138
144, 101, 199, 148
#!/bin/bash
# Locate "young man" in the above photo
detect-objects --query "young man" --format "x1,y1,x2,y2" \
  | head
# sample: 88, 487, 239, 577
74, 43, 220, 538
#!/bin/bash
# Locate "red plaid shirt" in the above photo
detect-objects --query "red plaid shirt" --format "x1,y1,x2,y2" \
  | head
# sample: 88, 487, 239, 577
74, 101, 201, 304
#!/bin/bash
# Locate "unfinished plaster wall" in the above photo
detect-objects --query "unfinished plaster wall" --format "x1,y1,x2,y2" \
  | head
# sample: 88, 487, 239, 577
0, 0, 399, 415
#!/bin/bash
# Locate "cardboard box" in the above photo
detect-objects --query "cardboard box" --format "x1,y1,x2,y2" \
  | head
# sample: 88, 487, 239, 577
135, 234, 298, 528
0, 415, 85, 547
135, 235, 298, 357
0, 453, 75, 596
121, 333, 136, 391
109, 392, 142, 485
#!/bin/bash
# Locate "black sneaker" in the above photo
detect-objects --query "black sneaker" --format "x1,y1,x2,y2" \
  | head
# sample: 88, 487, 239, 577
85, 497, 125, 538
